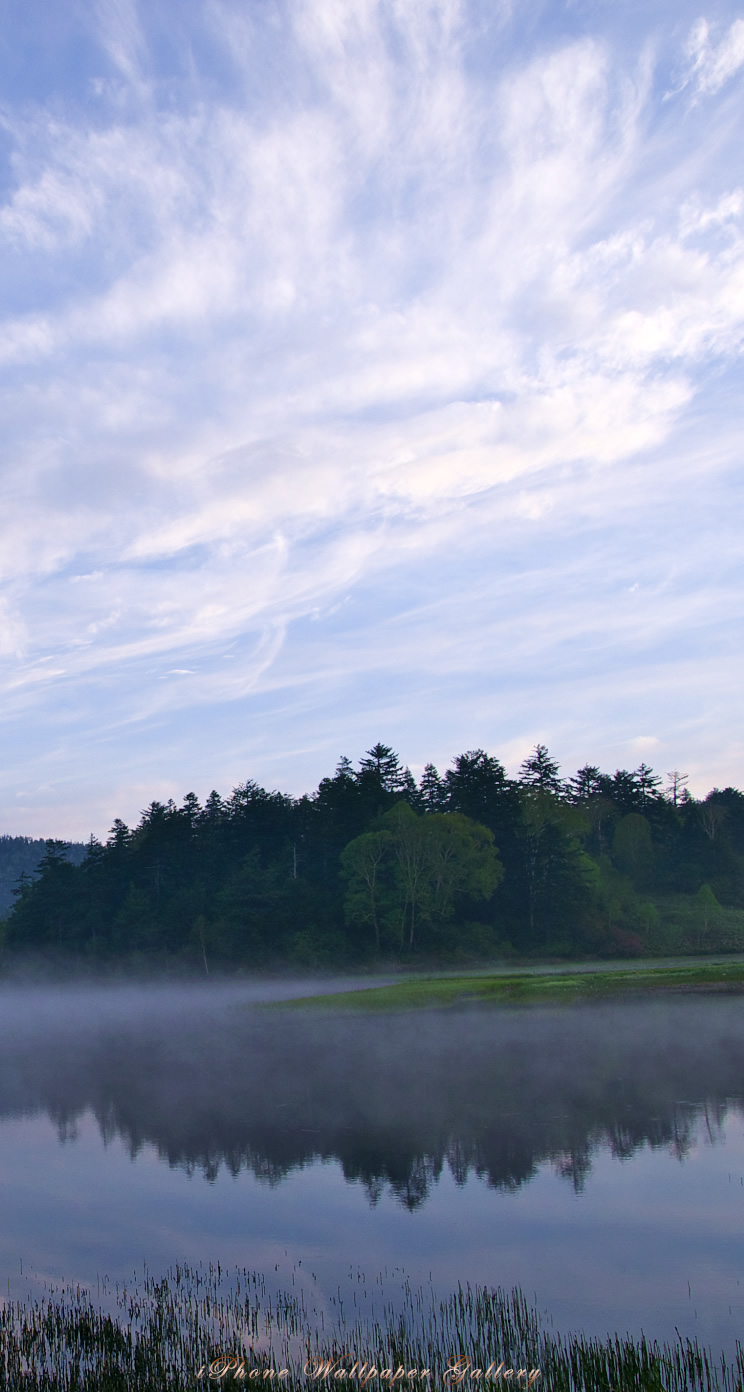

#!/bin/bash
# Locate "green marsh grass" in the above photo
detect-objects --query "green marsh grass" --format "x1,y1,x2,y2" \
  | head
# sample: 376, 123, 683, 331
0, 1265, 741, 1391
278, 961, 744, 1013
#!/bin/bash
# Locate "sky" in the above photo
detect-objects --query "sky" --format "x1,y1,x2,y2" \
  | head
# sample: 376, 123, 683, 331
0, 0, 742, 839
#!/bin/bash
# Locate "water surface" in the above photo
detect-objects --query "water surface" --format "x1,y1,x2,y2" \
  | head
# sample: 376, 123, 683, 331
0, 982, 742, 1357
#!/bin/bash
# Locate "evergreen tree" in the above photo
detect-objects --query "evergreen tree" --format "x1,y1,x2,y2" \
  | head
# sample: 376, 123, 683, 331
518, 745, 563, 796
444, 750, 511, 822
357, 744, 406, 794
568, 765, 607, 802
418, 763, 447, 812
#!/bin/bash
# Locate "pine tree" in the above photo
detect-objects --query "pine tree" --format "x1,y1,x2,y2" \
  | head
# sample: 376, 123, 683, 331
357, 743, 405, 793
518, 745, 563, 796
418, 763, 447, 812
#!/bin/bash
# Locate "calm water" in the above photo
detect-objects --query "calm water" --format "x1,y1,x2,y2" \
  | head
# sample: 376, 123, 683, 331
0, 982, 743, 1357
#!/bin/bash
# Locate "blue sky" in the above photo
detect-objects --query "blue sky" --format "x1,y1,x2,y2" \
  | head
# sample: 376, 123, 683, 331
0, 0, 743, 838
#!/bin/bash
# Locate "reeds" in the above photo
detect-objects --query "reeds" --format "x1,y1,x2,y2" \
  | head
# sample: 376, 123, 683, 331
0, 1265, 741, 1391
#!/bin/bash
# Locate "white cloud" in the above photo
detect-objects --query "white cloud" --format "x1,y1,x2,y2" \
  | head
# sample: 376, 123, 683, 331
0, 0, 742, 829
683, 16, 744, 96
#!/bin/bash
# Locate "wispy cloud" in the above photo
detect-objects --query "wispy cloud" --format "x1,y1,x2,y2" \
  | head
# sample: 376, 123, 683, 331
681, 15, 744, 96
0, 0, 742, 833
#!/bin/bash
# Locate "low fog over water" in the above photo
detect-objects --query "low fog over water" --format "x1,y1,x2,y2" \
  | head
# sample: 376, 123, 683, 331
1, 980, 743, 1355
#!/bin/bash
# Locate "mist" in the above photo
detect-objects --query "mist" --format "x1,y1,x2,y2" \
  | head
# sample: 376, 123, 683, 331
1, 981, 743, 1206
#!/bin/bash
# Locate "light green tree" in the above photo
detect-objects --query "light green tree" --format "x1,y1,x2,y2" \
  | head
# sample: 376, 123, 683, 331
341, 804, 503, 953
340, 830, 392, 952
696, 882, 719, 945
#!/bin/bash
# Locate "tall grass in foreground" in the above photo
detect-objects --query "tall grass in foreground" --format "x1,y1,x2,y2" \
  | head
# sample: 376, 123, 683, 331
0, 1266, 741, 1391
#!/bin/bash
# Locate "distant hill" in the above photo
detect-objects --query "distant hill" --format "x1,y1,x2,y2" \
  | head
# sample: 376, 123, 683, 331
0, 837, 87, 917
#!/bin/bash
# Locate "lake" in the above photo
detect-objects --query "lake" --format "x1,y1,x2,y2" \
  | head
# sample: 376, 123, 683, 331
0, 981, 742, 1360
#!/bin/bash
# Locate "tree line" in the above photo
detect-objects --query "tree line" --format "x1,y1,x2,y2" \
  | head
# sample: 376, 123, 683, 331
2, 743, 744, 967
0, 837, 86, 917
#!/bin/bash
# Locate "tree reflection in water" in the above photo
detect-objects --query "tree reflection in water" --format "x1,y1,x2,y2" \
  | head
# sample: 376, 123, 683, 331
0, 991, 740, 1208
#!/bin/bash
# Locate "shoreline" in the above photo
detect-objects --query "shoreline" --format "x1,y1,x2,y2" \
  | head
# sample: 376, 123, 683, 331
276, 958, 744, 1011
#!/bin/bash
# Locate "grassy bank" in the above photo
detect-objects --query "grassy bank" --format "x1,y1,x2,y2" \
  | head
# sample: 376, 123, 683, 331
0, 1266, 740, 1391
277, 959, 744, 1011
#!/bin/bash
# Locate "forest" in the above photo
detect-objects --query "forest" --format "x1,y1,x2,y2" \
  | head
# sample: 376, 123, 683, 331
2, 744, 743, 968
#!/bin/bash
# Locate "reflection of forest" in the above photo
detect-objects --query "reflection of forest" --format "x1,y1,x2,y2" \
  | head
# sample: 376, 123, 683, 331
1, 996, 741, 1209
